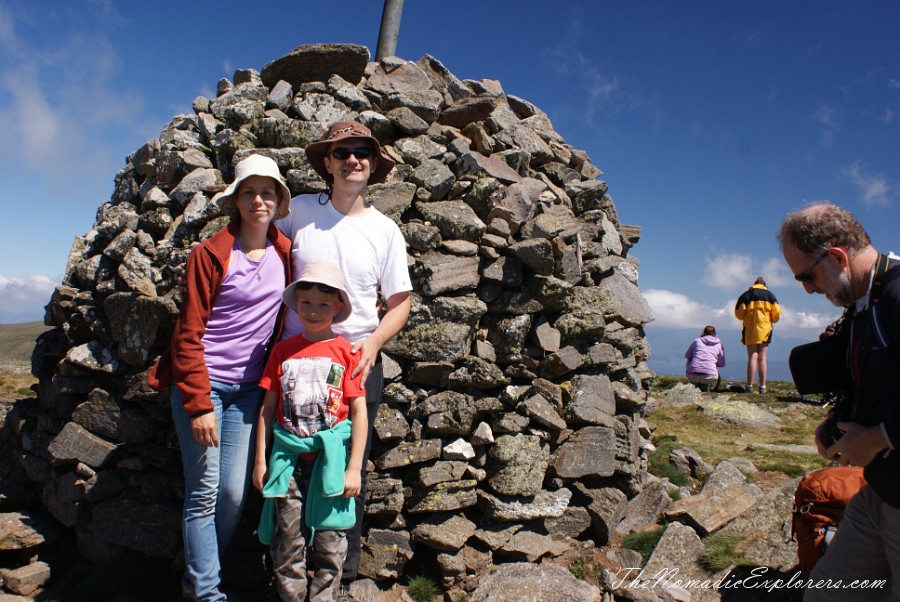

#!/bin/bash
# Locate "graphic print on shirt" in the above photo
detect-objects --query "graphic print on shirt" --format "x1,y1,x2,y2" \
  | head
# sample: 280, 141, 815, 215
279, 355, 345, 438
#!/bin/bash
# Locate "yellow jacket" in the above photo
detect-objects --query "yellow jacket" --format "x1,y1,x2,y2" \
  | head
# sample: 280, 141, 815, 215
734, 284, 781, 345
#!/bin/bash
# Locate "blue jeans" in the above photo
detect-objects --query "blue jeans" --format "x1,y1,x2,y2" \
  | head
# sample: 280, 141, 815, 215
171, 381, 262, 602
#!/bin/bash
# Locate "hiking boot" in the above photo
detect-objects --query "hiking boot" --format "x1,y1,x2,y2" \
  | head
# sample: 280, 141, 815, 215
336, 585, 358, 602
759, 385, 767, 394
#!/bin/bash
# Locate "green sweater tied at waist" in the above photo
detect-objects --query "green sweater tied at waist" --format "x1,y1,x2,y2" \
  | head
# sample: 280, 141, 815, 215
257, 419, 355, 545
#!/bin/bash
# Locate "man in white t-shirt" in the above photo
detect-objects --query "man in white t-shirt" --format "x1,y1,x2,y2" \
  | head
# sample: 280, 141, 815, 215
276, 121, 411, 599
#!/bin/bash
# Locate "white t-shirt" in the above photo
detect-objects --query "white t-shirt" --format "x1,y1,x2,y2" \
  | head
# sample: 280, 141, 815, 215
276, 193, 412, 344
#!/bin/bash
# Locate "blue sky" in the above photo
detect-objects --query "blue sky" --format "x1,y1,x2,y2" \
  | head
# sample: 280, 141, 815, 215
1, 1, 898, 378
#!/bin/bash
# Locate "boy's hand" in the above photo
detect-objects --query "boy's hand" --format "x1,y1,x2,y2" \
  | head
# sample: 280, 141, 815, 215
343, 468, 361, 498
252, 462, 268, 492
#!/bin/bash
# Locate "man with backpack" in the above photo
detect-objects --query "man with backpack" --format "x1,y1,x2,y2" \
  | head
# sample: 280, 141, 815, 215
777, 203, 900, 601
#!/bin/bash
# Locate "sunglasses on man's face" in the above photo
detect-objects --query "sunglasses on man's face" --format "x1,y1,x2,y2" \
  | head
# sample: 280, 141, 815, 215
328, 146, 373, 160
296, 281, 338, 294
794, 249, 831, 283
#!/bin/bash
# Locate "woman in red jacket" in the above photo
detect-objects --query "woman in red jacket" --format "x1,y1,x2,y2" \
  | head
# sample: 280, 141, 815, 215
149, 154, 292, 601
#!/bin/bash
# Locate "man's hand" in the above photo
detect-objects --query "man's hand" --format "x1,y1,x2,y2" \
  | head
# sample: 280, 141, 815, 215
813, 418, 832, 458
190, 412, 219, 447
349, 292, 410, 381
825, 422, 888, 467
350, 336, 379, 382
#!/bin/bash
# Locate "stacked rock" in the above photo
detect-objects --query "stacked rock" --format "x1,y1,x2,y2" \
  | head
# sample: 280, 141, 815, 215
24, 43, 655, 596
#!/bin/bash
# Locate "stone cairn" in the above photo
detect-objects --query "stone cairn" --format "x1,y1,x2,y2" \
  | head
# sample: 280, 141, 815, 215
15, 43, 662, 598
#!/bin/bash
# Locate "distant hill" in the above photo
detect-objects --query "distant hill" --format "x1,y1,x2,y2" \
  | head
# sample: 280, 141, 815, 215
0, 321, 51, 365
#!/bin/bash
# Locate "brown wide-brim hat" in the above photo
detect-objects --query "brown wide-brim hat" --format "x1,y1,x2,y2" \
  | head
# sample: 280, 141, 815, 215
305, 120, 395, 185
282, 260, 353, 323
215, 154, 292, 220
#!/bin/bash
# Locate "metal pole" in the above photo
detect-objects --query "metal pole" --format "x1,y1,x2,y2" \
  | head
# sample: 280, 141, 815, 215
375, 0, 404, 61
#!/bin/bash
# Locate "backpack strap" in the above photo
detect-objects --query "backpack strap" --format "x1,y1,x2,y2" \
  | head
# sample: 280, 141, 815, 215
868, 254, 900, 364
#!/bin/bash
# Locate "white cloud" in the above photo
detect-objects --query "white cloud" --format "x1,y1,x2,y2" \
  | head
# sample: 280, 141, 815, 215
0, 273, 55, 324
1, 65, 66, 165
804, 104, 838, 156
0, 5, 146, 197
644, 289, 736, 331
644, 288, 837, 339
702, 252, 797, 291
542, 10, 659, 132
759, 257, 795, 287
702, 253, 753, 289
812, 104, 838, 129
778, 307, 834, 332
0, 5, 14, 52
842, 161, 892, 207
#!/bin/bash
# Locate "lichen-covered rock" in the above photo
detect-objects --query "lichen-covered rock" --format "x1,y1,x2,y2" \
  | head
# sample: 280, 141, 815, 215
22, 42, 663, 598
470, 562, 602, 602
477, 488, 571, 522
357, 529, 414, 581
486, 434, 548, 496
411, 514, 476, 552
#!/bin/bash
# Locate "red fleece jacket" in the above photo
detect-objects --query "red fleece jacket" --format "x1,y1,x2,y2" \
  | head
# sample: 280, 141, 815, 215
148, 219, 292, 417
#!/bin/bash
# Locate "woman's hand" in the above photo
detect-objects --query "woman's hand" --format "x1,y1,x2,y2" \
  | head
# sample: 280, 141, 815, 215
190, 412, 219, 447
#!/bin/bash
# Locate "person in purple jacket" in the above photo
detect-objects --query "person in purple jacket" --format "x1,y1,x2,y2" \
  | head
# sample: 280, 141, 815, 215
684, 325, 726, 392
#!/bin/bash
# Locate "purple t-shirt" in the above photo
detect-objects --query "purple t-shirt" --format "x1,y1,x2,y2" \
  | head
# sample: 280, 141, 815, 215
203, 241, 284, 384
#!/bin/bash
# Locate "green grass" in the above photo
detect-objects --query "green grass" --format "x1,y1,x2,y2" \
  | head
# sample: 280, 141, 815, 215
647, 434, 693, 487
0, 321, 51, 363
621, 525, 667, 565
569, 557, 603, 581
407, 575, 442, 602
698, 531, 755, 572
0, 371, 37, 401
0, 321, 47, 402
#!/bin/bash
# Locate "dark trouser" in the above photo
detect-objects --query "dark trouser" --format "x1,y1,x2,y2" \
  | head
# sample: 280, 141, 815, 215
272, 459, 347, 602
341, 358, 383, 583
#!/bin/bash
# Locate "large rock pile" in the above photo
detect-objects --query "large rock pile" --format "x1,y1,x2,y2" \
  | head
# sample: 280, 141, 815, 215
18, 43, 661, 597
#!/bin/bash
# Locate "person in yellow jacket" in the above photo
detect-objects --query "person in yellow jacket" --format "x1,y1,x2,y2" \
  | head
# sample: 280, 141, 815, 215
734, 277, 782, 393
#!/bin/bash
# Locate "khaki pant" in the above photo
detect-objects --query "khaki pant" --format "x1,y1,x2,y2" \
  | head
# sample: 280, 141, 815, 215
804, 485, 898, 601
271, 460, 347, 602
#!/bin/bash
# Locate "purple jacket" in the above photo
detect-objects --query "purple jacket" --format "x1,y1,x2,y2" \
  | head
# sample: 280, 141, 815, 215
684, 335, 725, 375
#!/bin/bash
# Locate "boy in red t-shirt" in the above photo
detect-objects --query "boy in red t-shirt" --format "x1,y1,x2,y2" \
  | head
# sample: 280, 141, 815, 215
253, 261, 367, 601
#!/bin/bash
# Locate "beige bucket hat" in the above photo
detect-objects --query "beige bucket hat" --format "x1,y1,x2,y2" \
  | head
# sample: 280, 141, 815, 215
215, 154, 292, 220
282, 260, 353, 323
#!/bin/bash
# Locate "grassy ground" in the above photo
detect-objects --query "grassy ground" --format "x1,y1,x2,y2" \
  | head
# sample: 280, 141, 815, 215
0, 321, 51, 363
0, 321, 47, 401
647, 376, 830, 481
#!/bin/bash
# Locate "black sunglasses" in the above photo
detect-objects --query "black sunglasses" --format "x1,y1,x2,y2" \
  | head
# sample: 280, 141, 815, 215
296, 281, 338, 294
328, 146, 373, 160
794, 249, 830, 283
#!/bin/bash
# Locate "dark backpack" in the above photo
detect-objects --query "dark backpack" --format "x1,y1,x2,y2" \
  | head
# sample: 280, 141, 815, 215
791, 465, 866, 577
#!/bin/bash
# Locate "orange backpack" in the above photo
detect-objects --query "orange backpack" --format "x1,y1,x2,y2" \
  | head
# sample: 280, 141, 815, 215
792, 465, 867, 578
